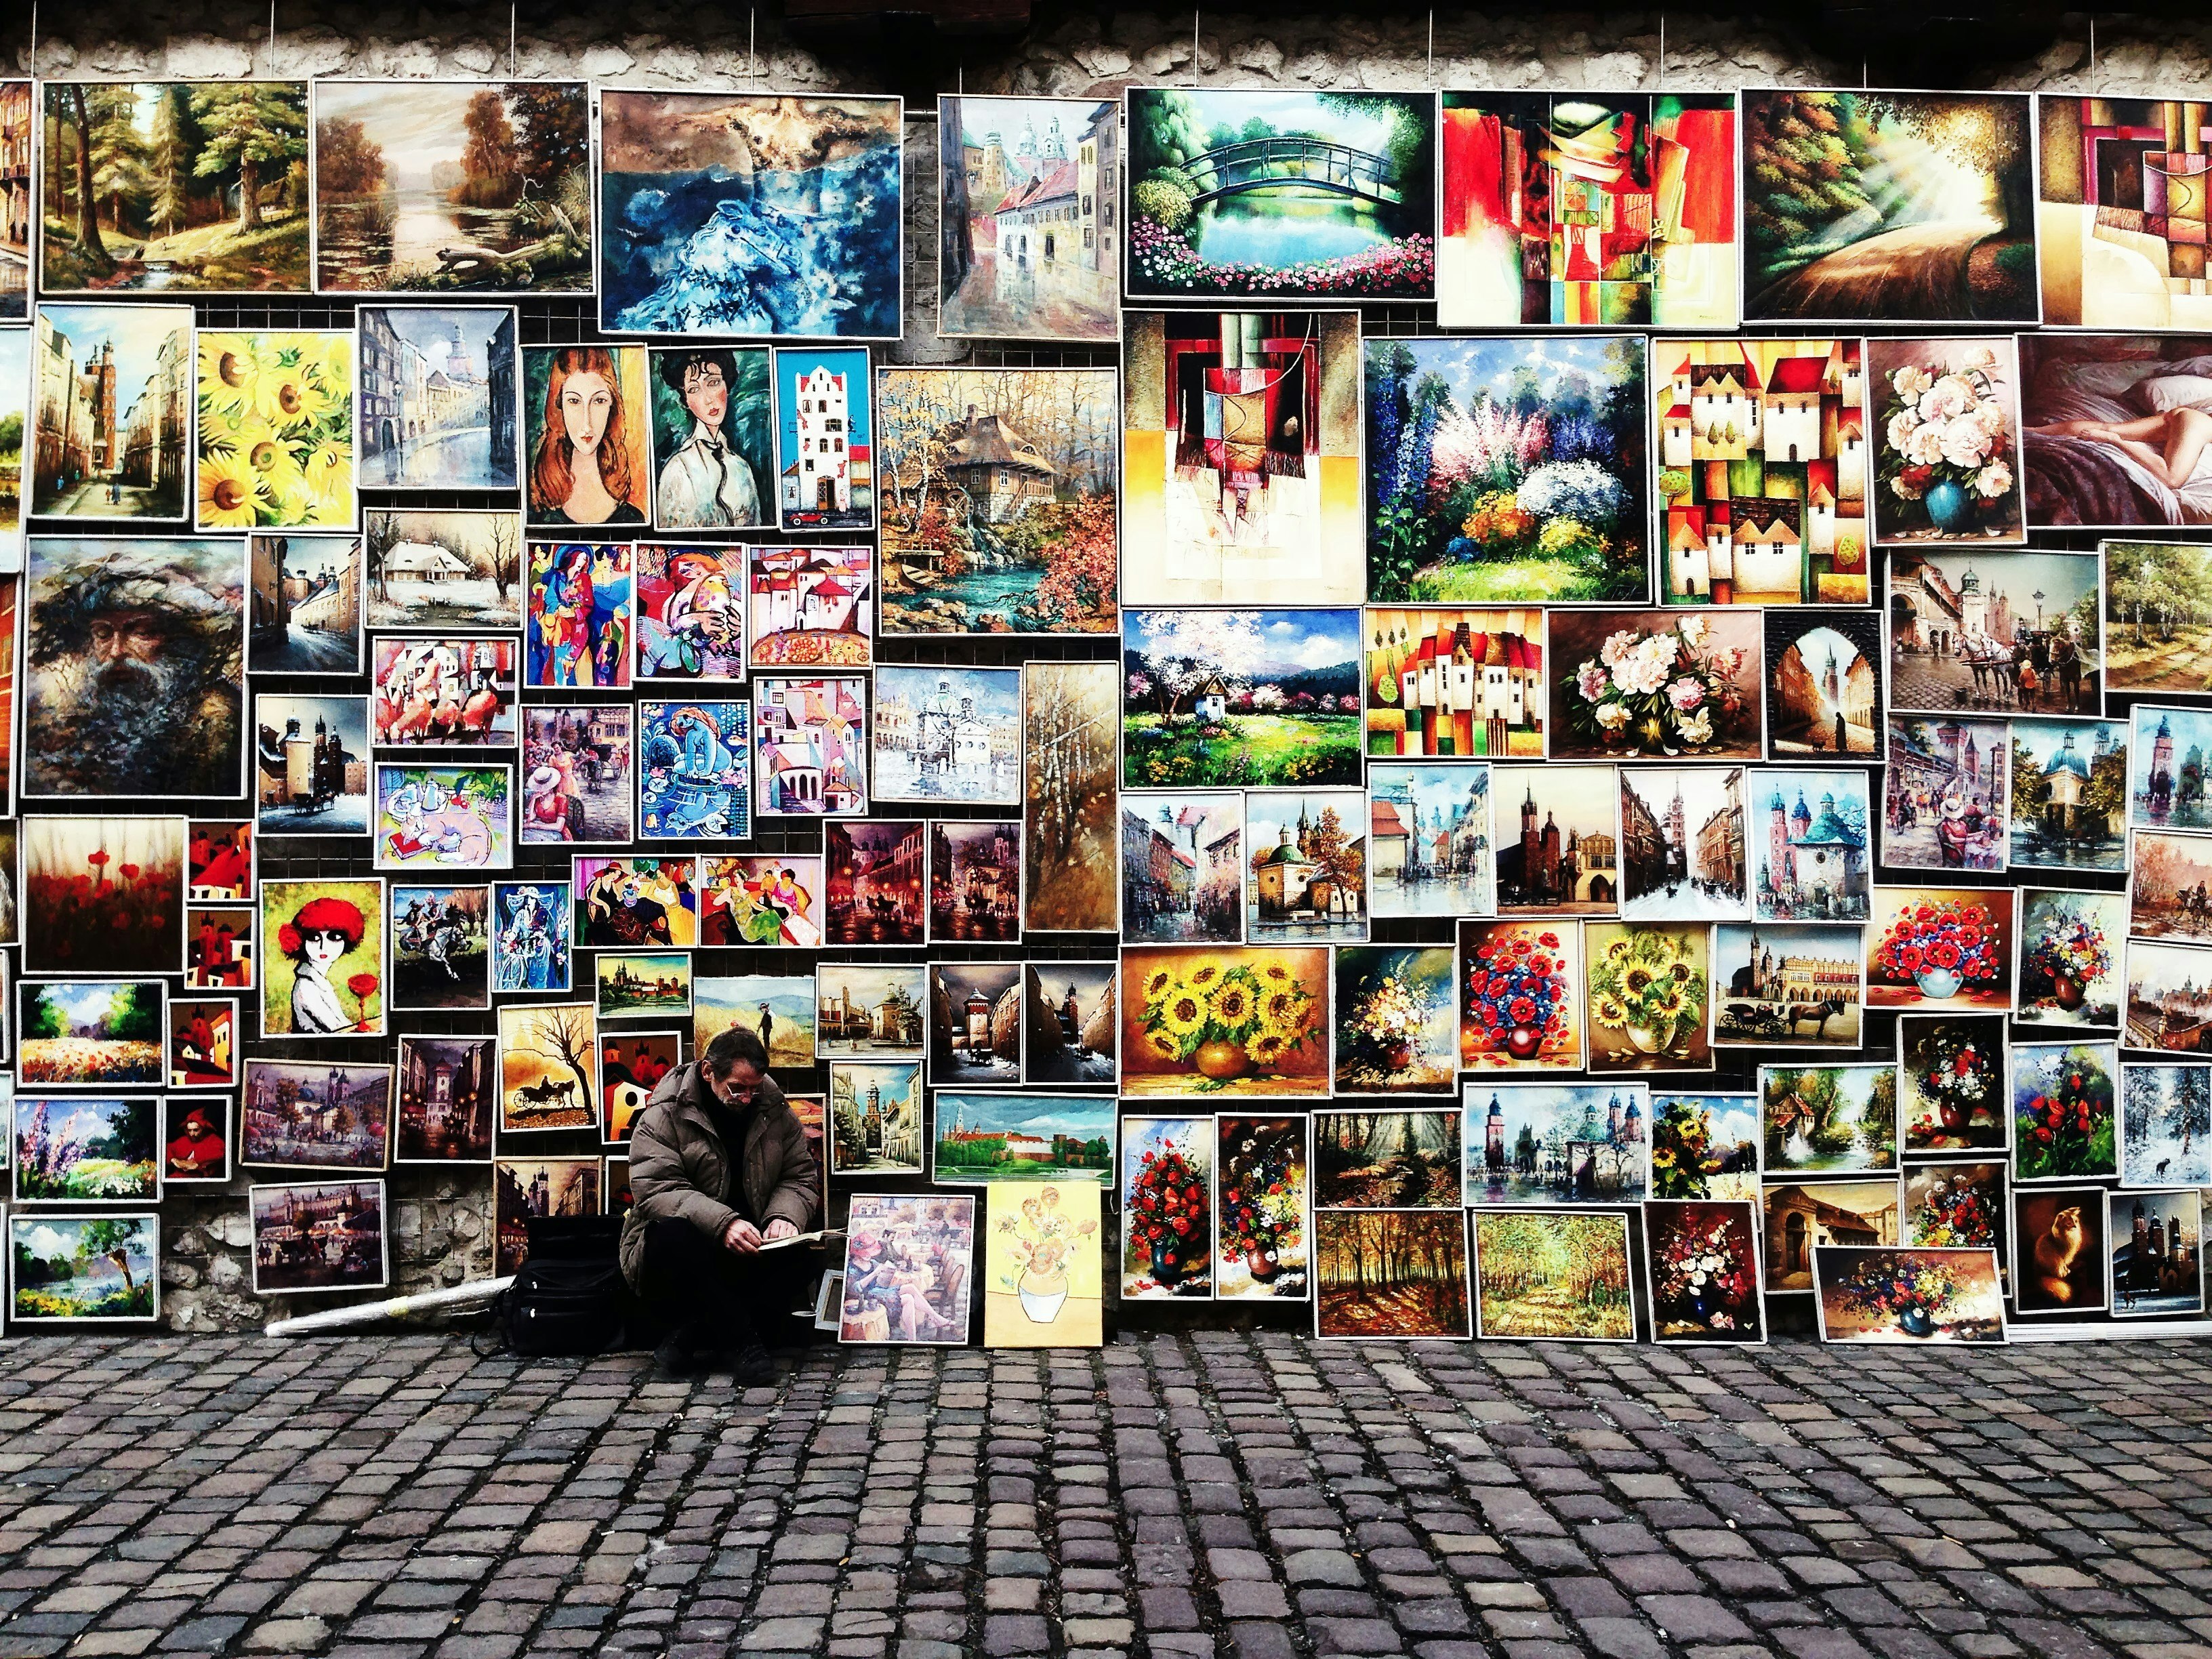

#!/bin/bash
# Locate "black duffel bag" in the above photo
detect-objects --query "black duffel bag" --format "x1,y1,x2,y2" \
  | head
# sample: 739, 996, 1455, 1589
484, 1215, 630, 1357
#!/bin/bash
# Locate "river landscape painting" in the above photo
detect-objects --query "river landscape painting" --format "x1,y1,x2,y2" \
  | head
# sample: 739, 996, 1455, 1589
598, 91, 903, 340
312, 81, 592, 293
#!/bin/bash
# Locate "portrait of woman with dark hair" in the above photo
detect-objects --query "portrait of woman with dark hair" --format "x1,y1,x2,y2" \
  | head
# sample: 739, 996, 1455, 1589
527, 346, 650, 529
260, 878, 387, 1039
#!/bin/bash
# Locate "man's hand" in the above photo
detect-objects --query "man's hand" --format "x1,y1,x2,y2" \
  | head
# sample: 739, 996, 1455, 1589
722, 1218, 763, 1254
763, 1218, 798, 1243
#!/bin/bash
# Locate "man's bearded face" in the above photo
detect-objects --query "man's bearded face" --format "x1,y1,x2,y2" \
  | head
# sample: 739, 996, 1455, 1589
85, 607, 193, 707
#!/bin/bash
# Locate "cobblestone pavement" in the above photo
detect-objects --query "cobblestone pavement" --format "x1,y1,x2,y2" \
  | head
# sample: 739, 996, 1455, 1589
0, 1333, 2207, 1659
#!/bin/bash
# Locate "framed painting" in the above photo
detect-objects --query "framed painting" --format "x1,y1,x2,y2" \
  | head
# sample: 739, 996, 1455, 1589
939, 96, 1120, 343
8, 1214, 159, 1323
194, 332, 356, 533
1472, 1210, 1633, 1340
30, 306, 193, 523
837, 1194, 974, 1345
1314, 1210, 1471, 1340
1120, 945, 1330, 1099
249, 1181, 389, 1295
356, 307, 522, 491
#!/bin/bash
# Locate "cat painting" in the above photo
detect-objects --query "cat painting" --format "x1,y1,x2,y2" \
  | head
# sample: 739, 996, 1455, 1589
2013, 1187, 2106, 1315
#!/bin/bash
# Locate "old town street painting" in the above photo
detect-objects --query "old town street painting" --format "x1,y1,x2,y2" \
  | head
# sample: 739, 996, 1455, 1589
939, 96, 1118, 343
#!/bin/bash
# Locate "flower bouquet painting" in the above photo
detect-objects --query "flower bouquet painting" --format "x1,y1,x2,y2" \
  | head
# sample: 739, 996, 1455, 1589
2015, 888, 2122, 1029
1866, 888, 2013, 1010
1119, 1118, 1214, 1300
1121, 947, 1329, 1097
1549, 611, 1763, 761
983, 1182, 1103, 1347
1866, 337, 2025, 546
2007, 1041, 2118, 1183
1898, 1015, 2007, 1153
1904, 1163, 2008, 1285
1333, 946, 1456, 1093
1641, 1200, 1764, 1343
1812, 1246, 2007, 1343
1214, 1116, 1309, 1300
1650, 1094, 1759, 1202
1457, 920, 1581, 1070
1583, 923, 1711, 1073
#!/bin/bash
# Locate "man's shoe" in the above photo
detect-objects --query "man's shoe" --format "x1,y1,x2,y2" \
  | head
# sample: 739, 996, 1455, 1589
654, 1329, 708, 1376
729, 1342, 777, 1387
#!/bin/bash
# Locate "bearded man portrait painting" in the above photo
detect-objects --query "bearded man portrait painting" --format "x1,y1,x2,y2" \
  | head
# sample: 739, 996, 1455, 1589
22, 539, 248, 800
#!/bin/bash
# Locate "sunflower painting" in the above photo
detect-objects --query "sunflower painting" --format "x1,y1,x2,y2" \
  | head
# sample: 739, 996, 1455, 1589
1120, 945, 1330, 1098
1582, 922, 1713, 1074
196, 332, 356, 532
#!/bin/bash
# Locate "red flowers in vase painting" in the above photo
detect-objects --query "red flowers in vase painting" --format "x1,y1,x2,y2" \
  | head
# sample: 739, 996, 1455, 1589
1126, 1147, 1211, 1296
1872, 901, 2001, 1000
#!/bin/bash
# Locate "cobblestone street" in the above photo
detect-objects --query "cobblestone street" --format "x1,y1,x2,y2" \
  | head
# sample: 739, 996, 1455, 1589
0, 1334, 2205, 1659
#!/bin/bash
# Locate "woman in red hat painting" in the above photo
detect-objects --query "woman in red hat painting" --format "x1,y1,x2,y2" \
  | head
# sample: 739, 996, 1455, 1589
278, 895, 372, 1033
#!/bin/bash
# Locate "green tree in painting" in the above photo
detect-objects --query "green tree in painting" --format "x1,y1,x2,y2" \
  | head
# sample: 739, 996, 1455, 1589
106, 984, 164, 1045
192, 83, 308, 234
86, 85, 152, 234
148, 85, 202, 237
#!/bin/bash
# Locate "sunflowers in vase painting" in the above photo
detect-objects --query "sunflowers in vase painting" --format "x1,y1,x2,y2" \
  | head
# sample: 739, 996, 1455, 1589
1127, 949, 1325, 1094
197, 332, 356, 531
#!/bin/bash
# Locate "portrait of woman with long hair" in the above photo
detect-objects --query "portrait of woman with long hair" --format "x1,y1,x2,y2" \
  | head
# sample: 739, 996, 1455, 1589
528, 346, 650, 529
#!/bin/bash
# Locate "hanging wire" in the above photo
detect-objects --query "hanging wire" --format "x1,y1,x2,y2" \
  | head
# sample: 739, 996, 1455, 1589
1192, 11, 1200, 88
510, 1, 518, 75
750, 7, 758, 85
268, 0, 277, 75
1658, 18, 1665, 92
1426, 10, 1434, 84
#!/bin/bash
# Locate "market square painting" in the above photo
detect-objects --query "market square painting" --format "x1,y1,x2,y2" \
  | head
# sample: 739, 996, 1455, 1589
1121, 312, 1362, 607
249, 533, 363, 675
638, 700, 752, 840
876, 366, 1120, 635
249, 1181, 388, 1295
31, 305, 193, 521
1867, 887, 2015, 1010
775, 348, 874, 533
2131, 830, 2212, 945
1023, 661, 1119, 934
1648, 1094, 1759, 1201
1760, 1063, 1898, 1175
163, 1098, 230, 1183
12, 1096, 158, 1203
493, 880, 573, 991
1124, 88, 1436, 302
1244, 789, 1367, 944
1658, 338, 1870, 604
526, 544, 633, 689
928, 961, 1023, 1088
1120, 1115, 1214, 1300
2104, 541, 2212, 693
1023, 963, 1115, 1088
43, 82, 310, 293
2008, 718, 2127, 872
1711, 922, 1864, 1049
1618, 768, 1746, 922
1887, 550, 2100, 712
1366, 335, 1652, 606
1883, 717, 2009, 872
983, 1181, 1104, 1349
1312, 1109, 1465, 1210
1214, 1115, 1310, 1300
1472, 1210, 1634, 1341
1119, 945, 1330, 1099
634, 544, 747, 680
523, 346, 652, 532
357, 307, 521, 491
22, 815, 186, 976
2036, 96, 2212, 328
695, 975, 815, 1072
395, 1035, 495, 1163
312, 80, 591, 293
521, 705, 633, 846
1332, 946, 1456, 1094
497, 1002, 596, 1134
1121, 609, 1364, 790
930, 1091, 1113, 1185
389, 884, 488, 1012
700, 854, 821, 949
1863, 339, 2027, 546
9, 1214, 158, 1323
873, 666, 1021, 806
1748, 769, 1870, 920
748, 546, 872, 670
1760, 1177, 1901, 1292
194, 332, 356, 533
1462, 1083, 1648, 1206
1642, 1200, 1764, 1343
239, 1061, 392, 1172
371, 636, 517, 748
1764, 611, 1881, 758
1458, 919, 1582, 1071
1812, 1246, 2007, 1342
649, 346, 772, 531
1899, 1013, 2009, 1153
2120, 1062, 2212, 1187
1122, 792, 1244, 945
754, 678, 866, 817
2018, 336, 2212, 530
373, 765, 512, 874
169, 998, 237, 1090
837, 1195, 975, 1345
23, 537, 247, 800
829, 1063, 924, 1176
939, 96, 1120, 342
1740, 89, 2037, 325
2014, 888, 2123, 1028
2131, 705, 2212, 830
598, 91, 903, 340
1363, 609, 1545, 760
1582, 922, 1713, 1073
817, 964, 925, 1059
1492, 764, 1620, 916
1370, 765, 1494, 921
2009, 1041, 2118, 1183
493, 1159, 599, 1275
2108, 1187, 2204, 1317
1439, 92, 1739, 329
363, 510, 525, 631
1313, 1210, 1471, 1339
1548, 611, 1763, 762
2013, 1185, 2108, 1313
824, 821, 926, 947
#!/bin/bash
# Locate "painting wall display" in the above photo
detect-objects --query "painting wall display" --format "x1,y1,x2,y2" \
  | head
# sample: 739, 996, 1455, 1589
2129, 831, 2212, 947
2013, 1185, 2108, 1313
1582, 922, 1712, 1073
1866, 886, 2015, 1010
696, 975, 815, 1072
2120, 1062, 2212, 1187
1363, 609, 1545, 760
357, 307, 520, 491
1122, 608, 1363, 790
824, 821, 925, 948
524, 346, 652, 532
932, 1091, 1113, 1185
1765, 611, 1881, 758
494, 1158, 600, 1275
1313, 1109, 1463, 1210
1642, 1200, 1764, 1343
1888, 550, 2100, 712
634, 544, 747, 680
22, 815, 186, 975
1904, 1162, 2009, 1272
1761, 1177, 1901, 1292
9, 1214, 159, 1323
838, 1194, 975, 1345
527, 544, 633, 690
523, 706, 632, 847
1618, 767, 1747, 922
775, 348, 874, 533
374, 764, 512, 873
1864, 339, 2027, 546
239, 1061, 391, 1172
599, 91, 903, 340
928, 961, 1022, 1088
874, 667, 1021, 806
877, 366, 1120, 636
1749, 769, 1870, 920
755, 678, 865, 817
598, 1030, 676, 1146
258, 878, 385, 1038
1649, 1094, 1759, 1201
1812, 1246, 2007, 1342
1244, 789, 1366, 944
249, 1181, 388, 1294
14, 980, 163, 1090
390, 884, 489, 1012
31, 304, 194, 521
1711, 922, 1863, 1049
1740, 89, 2037, 325
1883, 717, 2009, 872
1439, 92, 1738, 329
396, 1036, 495, 1163
2014, 888, 2123, 1028
14, 1095, 159, 1203
1463, 1083, 1647, 1205
1314, 1210, 1471, 1339
1119, 1114, 1215, 1300
829, 1063, 924, 1175
939, 96, 1119, 342
639, 699, 752, 839
1332, 946, 1456, 1094
1493, 765, 1620, 916
2131, 704, 2212, 831
1659, 339, 1869, 605
373, 636, 518, 748
497, 1002, 596, 1134
2037, 96, 2212, 329
1366, 335, 1651, 607
2107, 1188, 2203, 1317
1899, 1014, 2009, 1153
2009, 1041, 2118, 1183
163, 1097, 231, 1183
1472, 1210, 1633, 1340
1370, 764, 1494, 921
983, 1180, 1104, 1347
1022, 661, 1118, 934
650, 346, 771, 532
0, 327, 24, 562
1124, 88, 1436, 302
1023, 962, 1115, 1087
748, 545, 871, 670
1122, 312, 1361, 607
1761, 1063, 1898, 1176
1458, 918, 1582, 1071
571, 855, 698, 947
701, 854, 819, 949
2008, 719, 2127, 873
195, 331, 356, 532
817, 964, 926, 1059
2104, 541, 2212, 693
2018, 335, 2212, 531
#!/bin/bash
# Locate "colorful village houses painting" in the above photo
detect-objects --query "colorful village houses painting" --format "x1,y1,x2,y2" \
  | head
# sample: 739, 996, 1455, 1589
1660, 340, 1868, 605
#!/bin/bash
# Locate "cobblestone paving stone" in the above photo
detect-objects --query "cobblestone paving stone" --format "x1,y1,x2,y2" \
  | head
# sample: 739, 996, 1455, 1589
0, 1334, 2207, 1658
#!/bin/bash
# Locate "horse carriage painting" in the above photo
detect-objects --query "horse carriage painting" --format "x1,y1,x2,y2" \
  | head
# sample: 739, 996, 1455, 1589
1712, 922, 1866, 1050
497, 1002, 596, 1133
